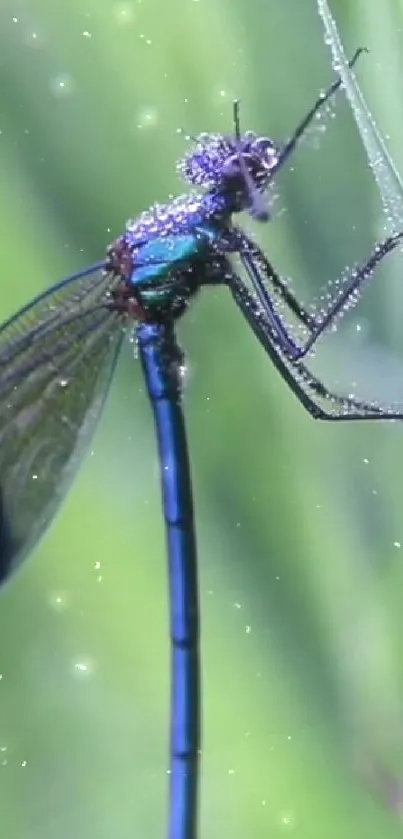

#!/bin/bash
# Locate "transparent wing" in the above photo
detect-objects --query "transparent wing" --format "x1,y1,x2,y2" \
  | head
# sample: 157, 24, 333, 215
0, 265, 125, 582
0, 261, 108, 376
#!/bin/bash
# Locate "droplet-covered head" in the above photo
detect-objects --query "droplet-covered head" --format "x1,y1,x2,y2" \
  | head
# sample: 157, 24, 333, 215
177, 104, 279, 220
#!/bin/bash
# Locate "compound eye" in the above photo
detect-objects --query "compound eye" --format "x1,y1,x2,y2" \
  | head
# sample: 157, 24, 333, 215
221, 154, 241, 180
251, 137, 278, 168
240, 130, 257, 149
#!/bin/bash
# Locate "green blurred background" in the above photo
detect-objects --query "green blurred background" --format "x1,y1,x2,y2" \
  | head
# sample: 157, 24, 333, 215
2, 0, 403, 836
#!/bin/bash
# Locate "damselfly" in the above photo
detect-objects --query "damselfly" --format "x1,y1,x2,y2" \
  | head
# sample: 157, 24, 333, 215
1, 49, 401, 839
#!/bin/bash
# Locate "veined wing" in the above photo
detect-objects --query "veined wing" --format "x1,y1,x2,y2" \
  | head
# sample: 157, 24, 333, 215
0, 265, 126, 583
0, 261, 108, 374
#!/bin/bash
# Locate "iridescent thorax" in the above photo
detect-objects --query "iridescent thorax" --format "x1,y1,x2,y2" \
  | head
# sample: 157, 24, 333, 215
107, 125, 279, 322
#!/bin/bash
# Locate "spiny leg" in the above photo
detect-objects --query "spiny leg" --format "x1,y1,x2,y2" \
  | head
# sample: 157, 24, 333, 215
228, 269, 403, 422
232, 227, 316, 331
274, 47, 367, 174
236, 230, 403, 362
227, 48, 368, 342
294, 230, 403, 359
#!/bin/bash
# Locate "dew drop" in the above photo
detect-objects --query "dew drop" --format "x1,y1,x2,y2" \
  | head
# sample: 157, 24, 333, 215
278, 810, 295, 830
135, 107, 158, 130
25, 29, 43, 48
72, 658, 95, 677
212, 86, 236, 106
113, 3, 136, 24
48, 590, 70, 612
49, 73, 74, 97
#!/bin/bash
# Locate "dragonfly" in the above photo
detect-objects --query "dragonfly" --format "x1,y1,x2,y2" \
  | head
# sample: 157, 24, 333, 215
1, 48, 402, 839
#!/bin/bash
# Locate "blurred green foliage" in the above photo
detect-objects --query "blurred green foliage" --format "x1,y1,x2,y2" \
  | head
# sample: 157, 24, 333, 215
1, 1, 403, 836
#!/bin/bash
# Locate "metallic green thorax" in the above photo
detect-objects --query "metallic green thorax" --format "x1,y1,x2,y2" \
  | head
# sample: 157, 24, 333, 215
129, 219, 223, 315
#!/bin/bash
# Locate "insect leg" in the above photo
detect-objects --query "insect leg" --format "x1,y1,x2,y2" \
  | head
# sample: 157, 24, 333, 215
228, 268, 403, 421
274, 47, 367, 173
236, 230, 403, 361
